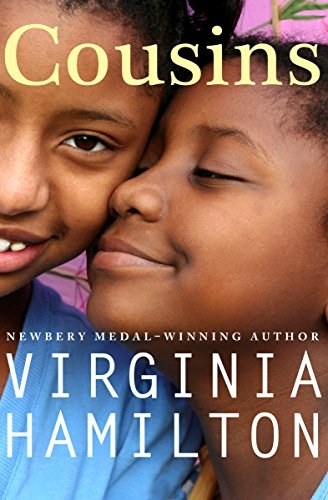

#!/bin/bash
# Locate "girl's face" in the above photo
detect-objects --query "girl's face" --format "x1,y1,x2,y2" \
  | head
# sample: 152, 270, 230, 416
88, 61, 328, 337
0, 0, 160, 297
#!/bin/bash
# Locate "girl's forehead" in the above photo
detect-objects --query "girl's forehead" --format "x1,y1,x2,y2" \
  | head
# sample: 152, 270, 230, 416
155, 61, 326, 181
0, 0, 131, 41
162, 62, 287, 131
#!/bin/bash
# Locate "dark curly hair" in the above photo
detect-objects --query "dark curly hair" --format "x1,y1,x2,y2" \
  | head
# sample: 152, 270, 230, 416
186, 0, 243, 55
224, 35, 328, 150
58, 0, 244, 80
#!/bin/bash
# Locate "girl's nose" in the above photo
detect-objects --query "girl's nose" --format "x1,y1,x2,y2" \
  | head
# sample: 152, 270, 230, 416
110, 170, 165, 223
0, 143, 50, 216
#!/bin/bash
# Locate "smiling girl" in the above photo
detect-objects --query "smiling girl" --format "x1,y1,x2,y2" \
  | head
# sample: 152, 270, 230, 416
0, 1, 245, 498
88, 36, 328, 499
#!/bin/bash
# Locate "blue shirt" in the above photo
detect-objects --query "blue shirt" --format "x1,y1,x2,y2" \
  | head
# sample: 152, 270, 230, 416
0, 281, 202, 499
312, 473, 328, 500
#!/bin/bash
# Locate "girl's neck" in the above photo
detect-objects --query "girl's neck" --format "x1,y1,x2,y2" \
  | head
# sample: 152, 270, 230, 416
0, 284, 31, 396
0, 284, 31, 333
185, 336, 328, 499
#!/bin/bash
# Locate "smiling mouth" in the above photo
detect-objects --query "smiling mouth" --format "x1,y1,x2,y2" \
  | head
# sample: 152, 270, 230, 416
0, 238, 31, 253
94, 250, 168, 268
0, 234, 50, 274
91, 237, 173, 271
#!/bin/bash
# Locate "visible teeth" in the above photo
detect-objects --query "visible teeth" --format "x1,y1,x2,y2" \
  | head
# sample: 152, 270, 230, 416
10, 242, 27, 252
0, 238, 28, 252
0, 238, 10, 252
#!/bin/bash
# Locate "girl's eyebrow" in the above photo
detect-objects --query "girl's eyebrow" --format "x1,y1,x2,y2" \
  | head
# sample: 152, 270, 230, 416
55, 108, 136, 129
0, 81, 135, 129
197, 124, 272, 164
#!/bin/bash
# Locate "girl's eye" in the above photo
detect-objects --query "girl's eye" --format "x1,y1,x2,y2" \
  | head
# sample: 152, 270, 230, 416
194, 168, 221, 179
63, 135, 110, 152
193, 167, 244, 182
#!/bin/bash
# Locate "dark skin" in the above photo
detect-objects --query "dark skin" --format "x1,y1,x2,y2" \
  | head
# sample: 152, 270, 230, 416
0, 1, 161, 396
0, 287, 30, 396
88, 61, 328, 498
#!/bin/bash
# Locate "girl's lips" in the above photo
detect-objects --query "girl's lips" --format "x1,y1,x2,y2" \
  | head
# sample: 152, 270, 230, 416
0, 241, 48, 273
91, 236, 173, 271
0, 227, 47, 244
92, 249, 168, 270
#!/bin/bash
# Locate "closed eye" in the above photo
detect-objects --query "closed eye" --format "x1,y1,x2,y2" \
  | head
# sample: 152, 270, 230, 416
193, 167, 245, 182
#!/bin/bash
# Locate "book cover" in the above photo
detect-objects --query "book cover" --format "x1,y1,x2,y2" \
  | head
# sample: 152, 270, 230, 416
0, 1, 327, 499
